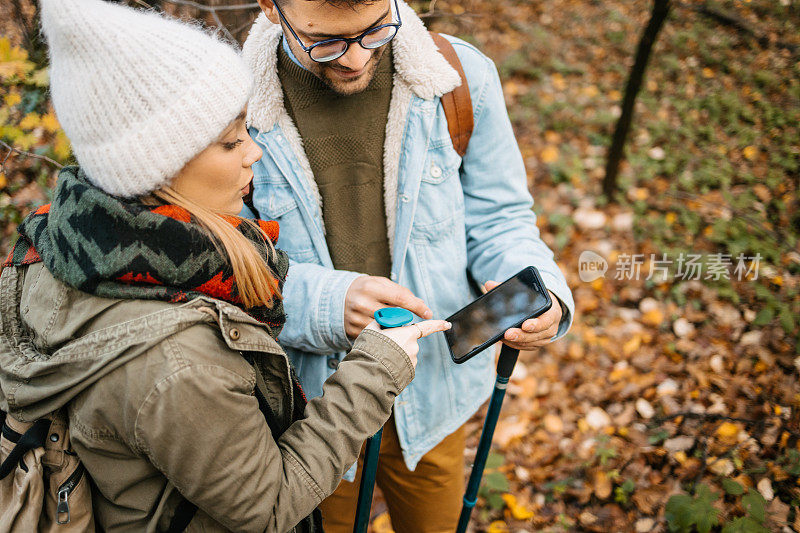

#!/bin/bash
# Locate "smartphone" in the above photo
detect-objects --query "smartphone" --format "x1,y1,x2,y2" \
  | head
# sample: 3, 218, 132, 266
445, 266, 552, 364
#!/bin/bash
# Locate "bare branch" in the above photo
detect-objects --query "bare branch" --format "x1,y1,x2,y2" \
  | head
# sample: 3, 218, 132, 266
208, 8, 237, 43
158, 0, 260, 12
0, 140, 64, 172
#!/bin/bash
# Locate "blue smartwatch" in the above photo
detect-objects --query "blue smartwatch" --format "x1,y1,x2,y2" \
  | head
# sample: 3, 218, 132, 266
374, 307, 414, 328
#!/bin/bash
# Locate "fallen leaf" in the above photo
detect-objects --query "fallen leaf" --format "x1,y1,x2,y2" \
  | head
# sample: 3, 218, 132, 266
501, 493, 535, 520
371, 512, 394, 533
594, 470, 612, 499
540, 145, 559, 164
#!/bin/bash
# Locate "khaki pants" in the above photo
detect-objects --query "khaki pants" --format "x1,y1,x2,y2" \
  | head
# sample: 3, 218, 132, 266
319, 415, 466, 533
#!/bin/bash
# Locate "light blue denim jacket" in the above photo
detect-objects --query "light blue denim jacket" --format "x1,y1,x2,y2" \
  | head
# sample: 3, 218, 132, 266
241, 3, 575, 473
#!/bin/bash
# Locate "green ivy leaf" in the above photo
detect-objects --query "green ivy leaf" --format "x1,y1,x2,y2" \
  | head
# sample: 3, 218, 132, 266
752, 307, 774, 326
779, 304, 796, 334
665, 494, 693, 532
486, 492, 505, 511
649, 429, 670, 445
485, 451, 505, 470
484, 471, 510, 493
742, 488, 766, 524
721, 516, 770, 533
691, 484, 720, 533
722, 478, 745, 495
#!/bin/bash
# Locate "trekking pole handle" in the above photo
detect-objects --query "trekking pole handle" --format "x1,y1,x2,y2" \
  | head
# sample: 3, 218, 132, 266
496, 343, 520, 379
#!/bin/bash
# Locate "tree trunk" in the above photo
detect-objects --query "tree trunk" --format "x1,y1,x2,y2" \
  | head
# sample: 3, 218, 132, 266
603, 0, 671, 201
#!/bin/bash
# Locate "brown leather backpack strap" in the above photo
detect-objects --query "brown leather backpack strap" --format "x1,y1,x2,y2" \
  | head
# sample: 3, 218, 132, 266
430, 32, 473, 157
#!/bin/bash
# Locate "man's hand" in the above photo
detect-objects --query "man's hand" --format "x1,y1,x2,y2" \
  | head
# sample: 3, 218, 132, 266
344, 276, 433, 339
484, 280, 563, 349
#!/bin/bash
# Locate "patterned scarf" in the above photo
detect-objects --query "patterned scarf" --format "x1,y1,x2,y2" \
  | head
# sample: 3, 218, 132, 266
4, 166, 289, 339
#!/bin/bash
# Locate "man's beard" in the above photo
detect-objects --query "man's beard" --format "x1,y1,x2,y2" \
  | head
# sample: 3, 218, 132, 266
313, 46, 386, 96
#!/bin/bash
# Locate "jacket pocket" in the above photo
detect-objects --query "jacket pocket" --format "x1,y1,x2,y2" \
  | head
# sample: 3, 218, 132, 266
414, 148, 464, 230
253, 178, 318, 264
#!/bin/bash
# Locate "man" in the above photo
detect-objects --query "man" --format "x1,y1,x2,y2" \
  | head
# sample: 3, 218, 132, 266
242, 0, 575, 530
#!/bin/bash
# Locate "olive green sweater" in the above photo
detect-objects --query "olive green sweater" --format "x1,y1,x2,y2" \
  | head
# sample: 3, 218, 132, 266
279, 46, 394, 277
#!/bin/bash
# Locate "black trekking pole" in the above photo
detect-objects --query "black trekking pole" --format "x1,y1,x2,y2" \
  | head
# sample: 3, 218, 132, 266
456, 343, 520, 533
353, 308, 414, 533
352, 428, 382, 533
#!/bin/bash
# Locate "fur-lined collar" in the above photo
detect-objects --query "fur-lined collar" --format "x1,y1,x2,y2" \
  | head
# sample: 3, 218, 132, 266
243, 0, 461, 133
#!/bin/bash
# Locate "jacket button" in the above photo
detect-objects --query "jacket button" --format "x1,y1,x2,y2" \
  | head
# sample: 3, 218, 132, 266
327, 358, 339, 370
229, 328, 241, 341
430, 164, 442, 178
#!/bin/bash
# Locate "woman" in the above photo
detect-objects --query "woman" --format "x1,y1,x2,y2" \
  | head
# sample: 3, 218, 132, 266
0, 0, 449, 531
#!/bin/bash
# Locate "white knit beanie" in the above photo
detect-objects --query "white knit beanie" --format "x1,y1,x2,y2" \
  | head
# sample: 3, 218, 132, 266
40, 0, 253, 198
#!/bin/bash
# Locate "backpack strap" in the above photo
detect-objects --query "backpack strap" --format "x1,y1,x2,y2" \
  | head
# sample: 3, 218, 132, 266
166, 499, 198, 533
0, 418, 50, 479
429, 32, 473, 157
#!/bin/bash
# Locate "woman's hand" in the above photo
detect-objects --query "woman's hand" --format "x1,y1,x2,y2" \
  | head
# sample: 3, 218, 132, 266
364, 319, 451, 368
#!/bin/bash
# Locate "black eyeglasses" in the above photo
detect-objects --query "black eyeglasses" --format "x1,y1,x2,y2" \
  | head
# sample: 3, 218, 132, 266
273, 0, 401, 63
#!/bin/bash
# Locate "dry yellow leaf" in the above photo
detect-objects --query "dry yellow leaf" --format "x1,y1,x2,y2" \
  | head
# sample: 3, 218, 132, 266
641, 309, 664, 327
609, 89, 622, 101
450, 4, 465, 15
543, 414, 564, 434
646, 79, 658, 92
743, 145, 758, 160
54, 130, 72, 160
622, 334, 642, 356
583, 85, 599, 98
594, 470, 612, 499
0, 172, 6, 189
19, 112, 41, 131
540, 145, 559, 164
41, 112, 61, 133
702, 67, 715, 78
487, 520, 509, 533
665, 212, 676, 225
501, 494, 535, 520
590, 277, 604, 291
716, 422, 739, 445
544, 130, 561, 144
4, 91, 21, 107
551, 73, 566, 91
371, 512, 394, 533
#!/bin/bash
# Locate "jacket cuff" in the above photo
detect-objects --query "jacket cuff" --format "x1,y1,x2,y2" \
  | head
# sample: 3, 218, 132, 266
538, 271, 574, 340
349, 329, 414, 392
317, 271, 366, 351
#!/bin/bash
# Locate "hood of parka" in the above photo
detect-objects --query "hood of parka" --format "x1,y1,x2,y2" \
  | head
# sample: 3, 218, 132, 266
0, 262, 283, 422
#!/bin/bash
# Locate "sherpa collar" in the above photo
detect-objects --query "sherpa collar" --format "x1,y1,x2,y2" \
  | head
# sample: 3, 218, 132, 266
243, 0, 461, 133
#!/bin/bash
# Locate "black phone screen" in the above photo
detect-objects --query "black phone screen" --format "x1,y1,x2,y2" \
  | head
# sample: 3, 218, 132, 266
445, 267, 551, 364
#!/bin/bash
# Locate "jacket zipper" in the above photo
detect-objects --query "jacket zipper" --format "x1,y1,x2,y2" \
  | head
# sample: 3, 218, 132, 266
56, 462, 85, 524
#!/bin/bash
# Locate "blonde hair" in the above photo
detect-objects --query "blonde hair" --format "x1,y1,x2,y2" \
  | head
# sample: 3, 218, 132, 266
150, 186, 282, 308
